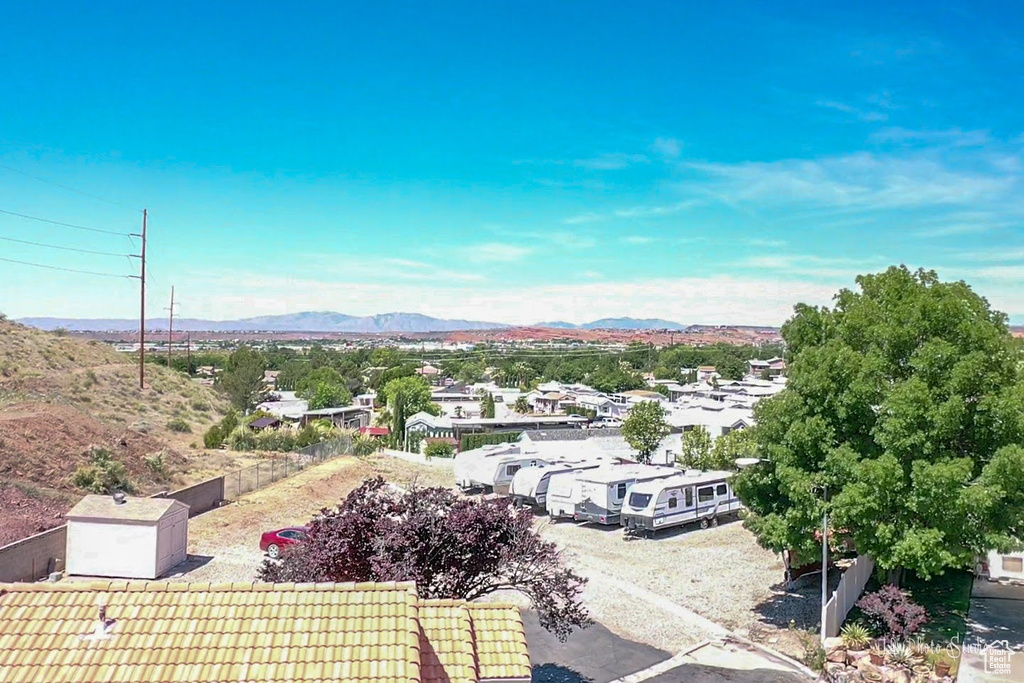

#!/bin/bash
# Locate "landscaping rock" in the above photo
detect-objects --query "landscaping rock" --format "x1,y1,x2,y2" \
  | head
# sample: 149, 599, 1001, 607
847, 649, 870, 665
883, 668, 911, 683
828, 648, 849, 663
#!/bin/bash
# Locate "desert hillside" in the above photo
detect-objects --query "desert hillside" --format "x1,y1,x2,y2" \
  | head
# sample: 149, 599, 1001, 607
0, 319, 230, 544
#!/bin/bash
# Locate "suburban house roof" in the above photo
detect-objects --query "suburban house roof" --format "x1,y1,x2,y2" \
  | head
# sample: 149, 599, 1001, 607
303, 405, 370, 417
66, 495, 188, 523
249, 417, 281, 429
0, 581, 531, 683
697, 365, 717, 372
406, 412, 454, 429
360, 426, 391, 436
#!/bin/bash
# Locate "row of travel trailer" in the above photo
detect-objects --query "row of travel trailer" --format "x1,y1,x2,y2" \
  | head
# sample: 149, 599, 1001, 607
454, 441, 743, 534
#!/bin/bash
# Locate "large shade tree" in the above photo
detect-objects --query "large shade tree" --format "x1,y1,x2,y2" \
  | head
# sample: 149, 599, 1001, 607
259, 477, 591, 640
735, 267, 1024, 583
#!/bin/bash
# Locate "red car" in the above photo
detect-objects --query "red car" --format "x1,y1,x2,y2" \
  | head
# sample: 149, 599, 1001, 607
259, 526, 310, 559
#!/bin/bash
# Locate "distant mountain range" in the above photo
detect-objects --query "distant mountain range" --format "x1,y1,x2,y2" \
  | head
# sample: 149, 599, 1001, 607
18, 311, 694, 333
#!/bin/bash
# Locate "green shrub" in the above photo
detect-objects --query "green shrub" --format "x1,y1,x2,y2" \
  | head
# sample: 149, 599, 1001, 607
424, 440, 457, 459
254, 429, 297, 452
72, 448, 135, 494
840, 622, 871, 650
226, 425, 257, 451
190, 399, 211, 412
167, 417, 192, 433
146, 452, 167, 476
460, 431, 522, 452
352, 435, 380, 457
203, 424, 225, 449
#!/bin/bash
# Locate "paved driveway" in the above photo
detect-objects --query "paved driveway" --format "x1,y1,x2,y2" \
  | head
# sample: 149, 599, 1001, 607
524, 611, 671, 683
959, 579, 1024, 682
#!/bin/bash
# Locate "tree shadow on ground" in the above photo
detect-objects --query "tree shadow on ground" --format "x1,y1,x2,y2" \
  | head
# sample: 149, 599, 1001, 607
620, 513, 744, 542
752, 571, 842, 630
532, 663, 594, 683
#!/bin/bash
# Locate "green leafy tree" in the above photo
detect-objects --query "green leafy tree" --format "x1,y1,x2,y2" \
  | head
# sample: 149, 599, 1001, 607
219, 347, 268, 412
380, 376, 440, 448
677, 425, 713, 469
734, 267, 1024, 583
513, 396, 531, 414
622, 400, 669, 464
710, 428, 757, 470
296, 367, 354, 410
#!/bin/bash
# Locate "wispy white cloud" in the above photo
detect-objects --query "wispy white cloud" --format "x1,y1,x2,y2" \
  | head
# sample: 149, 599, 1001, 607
816, 99, 888, 122
869, 127, 992, 147
465, 242, 533, 263
688, 150, 1020, 214
295, 255, 485, 282
745, 238, 788, 248
178, 270, 850, 326
562, 212, 609, 226
574, 153, 650, 170
624, 235, 656, 245
736, 253, 890, 279
652, 137, 682, 159
562, 199, 702, 225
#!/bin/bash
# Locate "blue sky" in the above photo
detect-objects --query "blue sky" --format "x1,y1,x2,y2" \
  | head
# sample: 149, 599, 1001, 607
1, 1, 1022, 325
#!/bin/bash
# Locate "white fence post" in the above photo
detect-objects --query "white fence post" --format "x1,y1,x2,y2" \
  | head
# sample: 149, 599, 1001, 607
823, 555, 875, 638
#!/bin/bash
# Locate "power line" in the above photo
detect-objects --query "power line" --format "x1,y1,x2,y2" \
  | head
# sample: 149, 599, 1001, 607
0, 234, 135, 258
0, 256, 138, 279
0, 163, 140, 211
0, 208, 131, 237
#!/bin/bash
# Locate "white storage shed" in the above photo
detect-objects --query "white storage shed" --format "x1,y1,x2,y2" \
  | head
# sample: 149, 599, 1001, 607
66, 494, 189, 579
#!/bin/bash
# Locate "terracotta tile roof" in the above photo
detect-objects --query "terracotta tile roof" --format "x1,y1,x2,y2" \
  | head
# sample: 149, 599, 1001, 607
418, 601, 478, 683
0, 581, 531, 683
467, 604, 533, 681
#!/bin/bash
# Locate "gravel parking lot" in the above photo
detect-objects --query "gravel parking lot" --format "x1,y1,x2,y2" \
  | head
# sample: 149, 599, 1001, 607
164, 453, 818, 664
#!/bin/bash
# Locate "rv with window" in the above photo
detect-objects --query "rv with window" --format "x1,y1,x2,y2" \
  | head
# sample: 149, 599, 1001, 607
620, 470, 742, 535
573, 464, 678, 525
454, 442, 550, 494
509, 457, 621, 509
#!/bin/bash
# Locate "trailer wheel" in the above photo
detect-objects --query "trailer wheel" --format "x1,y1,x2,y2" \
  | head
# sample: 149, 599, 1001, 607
700, 518, 710, 530
711, 516, 719, 527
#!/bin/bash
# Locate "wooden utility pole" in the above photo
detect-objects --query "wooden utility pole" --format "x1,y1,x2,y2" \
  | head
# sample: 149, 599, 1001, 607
137, 209, 147, 389
166, 286, 175, 369
186, 332, 192, 376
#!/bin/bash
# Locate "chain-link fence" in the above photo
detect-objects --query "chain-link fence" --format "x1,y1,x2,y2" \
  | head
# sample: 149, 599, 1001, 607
222, 434, 354, 500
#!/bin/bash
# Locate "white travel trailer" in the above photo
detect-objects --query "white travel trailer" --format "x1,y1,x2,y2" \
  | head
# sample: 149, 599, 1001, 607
509, 458, 618, 509
453, 443, 550, 494
620, 470, 742, 535
573, 464, 679, 525
545, 468, 589, 521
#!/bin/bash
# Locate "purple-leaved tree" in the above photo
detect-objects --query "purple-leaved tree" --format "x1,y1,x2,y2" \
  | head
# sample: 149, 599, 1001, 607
258, 477, 591, 640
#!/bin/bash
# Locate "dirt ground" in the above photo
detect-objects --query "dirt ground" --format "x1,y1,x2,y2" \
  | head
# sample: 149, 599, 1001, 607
169, 454, 455, 583
165, 452, 817, 662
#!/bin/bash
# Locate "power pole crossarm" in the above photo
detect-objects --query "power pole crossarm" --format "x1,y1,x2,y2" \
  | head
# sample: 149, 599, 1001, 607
138, 209, 147, 389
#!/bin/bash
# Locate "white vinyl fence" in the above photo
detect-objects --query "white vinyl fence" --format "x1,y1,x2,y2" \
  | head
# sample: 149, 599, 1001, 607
824, 555, 875, 638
